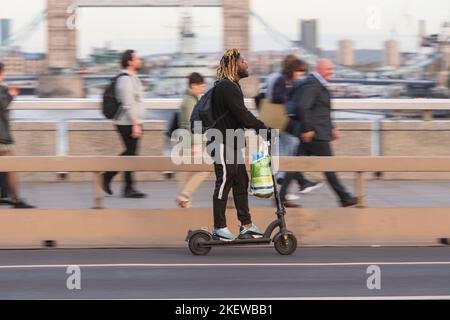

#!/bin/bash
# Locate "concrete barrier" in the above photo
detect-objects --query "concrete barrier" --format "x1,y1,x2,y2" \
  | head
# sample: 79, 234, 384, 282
62, 119, 450, 181
382, 120, 450, 179
67, 120, 166, 181
11, 121, 57, 182
64, 120, 373, 182
0, 208, 448, 248
310, 120, 373, 181
0, 156, 450, 248
9, 119, 450, 182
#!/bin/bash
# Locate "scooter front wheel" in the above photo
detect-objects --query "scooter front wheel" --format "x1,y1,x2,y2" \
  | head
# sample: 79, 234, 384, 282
274, 233, 297, 256
188, 232, 212, 256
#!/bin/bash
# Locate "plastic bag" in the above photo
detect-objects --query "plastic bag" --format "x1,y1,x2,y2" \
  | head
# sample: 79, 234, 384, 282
250, 142, 274, 198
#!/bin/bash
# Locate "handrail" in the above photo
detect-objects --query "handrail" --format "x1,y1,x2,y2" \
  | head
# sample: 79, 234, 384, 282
10, 99, 450, 111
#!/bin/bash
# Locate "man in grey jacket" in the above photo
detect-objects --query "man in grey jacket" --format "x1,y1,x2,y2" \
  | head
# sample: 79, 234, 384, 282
284, 59, 357, 207
102, 50, 146, 198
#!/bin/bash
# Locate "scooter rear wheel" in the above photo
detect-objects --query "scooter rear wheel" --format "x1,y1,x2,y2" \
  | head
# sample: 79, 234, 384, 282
274, 233, 297, 255
188, 232, 212, 256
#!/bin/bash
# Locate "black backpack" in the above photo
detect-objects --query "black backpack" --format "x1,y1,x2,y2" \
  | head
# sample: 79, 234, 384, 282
190, 81, 228, 133
102, 73, 128, 120
166, 111, 179, 138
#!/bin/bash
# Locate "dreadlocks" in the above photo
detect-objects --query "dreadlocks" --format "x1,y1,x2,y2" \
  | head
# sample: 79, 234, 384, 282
217, 48, 241, 82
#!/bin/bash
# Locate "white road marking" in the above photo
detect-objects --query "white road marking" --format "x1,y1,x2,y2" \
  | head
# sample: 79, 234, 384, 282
1, 261, 450, 269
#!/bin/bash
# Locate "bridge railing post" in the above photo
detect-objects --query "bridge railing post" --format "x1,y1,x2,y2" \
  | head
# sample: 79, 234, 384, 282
422, 110, 433, 121
355, 172, 366, 208
93, 172, 104, 209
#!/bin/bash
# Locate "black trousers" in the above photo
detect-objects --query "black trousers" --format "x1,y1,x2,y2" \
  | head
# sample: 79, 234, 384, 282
0, 172, 9, 198
104, 125, 140, 190
212, 145, 252, 229
280, 140, 351, 202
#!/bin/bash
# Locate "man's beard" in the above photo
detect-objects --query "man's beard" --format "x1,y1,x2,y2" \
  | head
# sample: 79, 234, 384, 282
237, 69, 249, 79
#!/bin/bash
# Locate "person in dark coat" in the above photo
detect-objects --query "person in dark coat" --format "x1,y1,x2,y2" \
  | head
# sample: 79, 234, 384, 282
281, 59, 357, 207
0, 62, 35, 208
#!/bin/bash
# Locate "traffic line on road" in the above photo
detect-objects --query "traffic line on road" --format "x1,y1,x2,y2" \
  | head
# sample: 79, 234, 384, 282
1, 261, 450, 269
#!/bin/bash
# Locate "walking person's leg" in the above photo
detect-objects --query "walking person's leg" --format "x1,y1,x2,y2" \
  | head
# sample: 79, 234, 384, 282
121, 127, 138, 192
176, 171, 192, 208
103, 125, 145, 198
177, 172, 209, 208
233, 162, 264, 238
212, 144, 238, 240
119, 125, 146, 198
295, 140, 323, 194
279, 172, 301, 206
279, 139, 306, 207
309, 140, 355, 205
176, 144, 209, 208
275, 133, 290, 183
279, 136, 321, 203
0, 172, 9, 200
0, 149, 34, 208
184, 172, 209, 196
102, 125, 131, 195
232, 163, 252, 227
6, 171, 19, 202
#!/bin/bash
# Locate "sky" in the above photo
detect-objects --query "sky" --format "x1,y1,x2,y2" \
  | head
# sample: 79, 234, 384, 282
0, 0, 449, 57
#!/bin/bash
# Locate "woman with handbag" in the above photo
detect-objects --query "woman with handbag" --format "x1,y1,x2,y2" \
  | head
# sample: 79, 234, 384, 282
271, 59, 322, 207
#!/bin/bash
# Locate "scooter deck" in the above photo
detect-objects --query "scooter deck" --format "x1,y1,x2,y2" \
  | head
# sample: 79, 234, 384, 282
200, 238, 272, 247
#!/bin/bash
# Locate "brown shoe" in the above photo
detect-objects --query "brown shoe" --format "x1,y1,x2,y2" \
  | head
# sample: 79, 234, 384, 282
280, 199, 301, 208
341, 197, 358, 207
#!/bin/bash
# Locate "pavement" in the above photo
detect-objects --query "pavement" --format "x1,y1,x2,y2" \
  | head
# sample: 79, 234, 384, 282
0, 247, 449, 299
3, 179, 450, 210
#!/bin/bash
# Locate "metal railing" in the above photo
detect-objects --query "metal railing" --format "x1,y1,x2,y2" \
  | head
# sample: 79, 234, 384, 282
11, 98, 450, 112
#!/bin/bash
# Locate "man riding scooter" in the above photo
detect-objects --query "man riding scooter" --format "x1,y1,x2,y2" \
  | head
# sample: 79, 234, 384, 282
210, 49, 271, 241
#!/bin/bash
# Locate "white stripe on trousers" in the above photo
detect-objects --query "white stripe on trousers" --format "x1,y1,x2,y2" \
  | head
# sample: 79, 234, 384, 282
218, 144, 227, 200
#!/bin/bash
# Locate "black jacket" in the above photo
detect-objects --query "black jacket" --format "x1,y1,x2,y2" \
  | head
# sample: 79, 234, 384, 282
0, 83, 13, 145
294, 74, 334, 141
211, 79, 267, 148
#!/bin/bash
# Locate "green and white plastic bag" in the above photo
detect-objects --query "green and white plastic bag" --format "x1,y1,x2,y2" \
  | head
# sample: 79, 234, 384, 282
250, 142, 274, 198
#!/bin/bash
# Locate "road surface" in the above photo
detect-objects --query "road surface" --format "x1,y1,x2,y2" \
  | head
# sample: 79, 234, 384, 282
0, 247, 449, 299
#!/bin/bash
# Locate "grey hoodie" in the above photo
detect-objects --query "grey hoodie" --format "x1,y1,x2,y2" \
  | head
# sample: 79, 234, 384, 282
114, 70, 145, 126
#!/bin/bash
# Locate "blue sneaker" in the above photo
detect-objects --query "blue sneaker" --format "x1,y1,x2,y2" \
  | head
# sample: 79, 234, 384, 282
213, 227, 237, 242
239, 224, 264, 239
299, 181, 323, 194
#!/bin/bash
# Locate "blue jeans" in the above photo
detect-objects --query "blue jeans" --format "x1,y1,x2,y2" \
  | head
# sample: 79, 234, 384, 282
276, 133, 297, 180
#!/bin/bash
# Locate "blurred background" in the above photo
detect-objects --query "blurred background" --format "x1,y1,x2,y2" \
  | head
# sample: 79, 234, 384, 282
1, 2, 450, 300
0, 0, 449, 99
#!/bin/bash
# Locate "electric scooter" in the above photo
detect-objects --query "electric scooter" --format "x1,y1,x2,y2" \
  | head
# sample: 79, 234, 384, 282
186, 143, 298, 256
